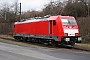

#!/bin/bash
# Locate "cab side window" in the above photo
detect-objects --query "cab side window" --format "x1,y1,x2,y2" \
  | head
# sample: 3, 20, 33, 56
53, 20, 56, 26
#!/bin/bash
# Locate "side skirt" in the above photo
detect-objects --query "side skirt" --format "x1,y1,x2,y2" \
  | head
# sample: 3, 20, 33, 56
13, 34, 59, 46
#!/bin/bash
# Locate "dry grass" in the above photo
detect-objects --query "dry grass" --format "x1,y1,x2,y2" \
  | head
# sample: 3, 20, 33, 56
75, 43, 90, 50
0, 35, 90, 51
0, 38, 43, 48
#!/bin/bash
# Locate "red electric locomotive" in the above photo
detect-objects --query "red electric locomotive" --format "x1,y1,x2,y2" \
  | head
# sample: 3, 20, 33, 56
13, 15, 82, 47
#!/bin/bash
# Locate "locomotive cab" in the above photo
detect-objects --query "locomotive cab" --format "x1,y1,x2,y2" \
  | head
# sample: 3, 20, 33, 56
60, 17, 82, 46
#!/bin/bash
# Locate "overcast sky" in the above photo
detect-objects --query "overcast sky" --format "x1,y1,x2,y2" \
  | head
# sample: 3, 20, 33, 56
0, 0, 63, 11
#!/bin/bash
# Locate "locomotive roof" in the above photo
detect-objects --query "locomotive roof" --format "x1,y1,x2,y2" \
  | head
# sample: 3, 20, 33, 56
15, 15, 74, 24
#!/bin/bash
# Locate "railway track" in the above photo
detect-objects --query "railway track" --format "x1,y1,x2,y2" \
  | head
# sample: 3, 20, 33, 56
0, 35, 90, 52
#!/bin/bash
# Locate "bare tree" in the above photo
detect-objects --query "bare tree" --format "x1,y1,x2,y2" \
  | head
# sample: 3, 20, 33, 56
0, 0, 20, 22
9, 0, 19, 15
62, 1, 87, 17
0, 1, 11, 21
43, 0, 64, 15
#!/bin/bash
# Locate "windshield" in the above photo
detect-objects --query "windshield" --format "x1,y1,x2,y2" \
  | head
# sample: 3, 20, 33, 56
61, 19, 77, 26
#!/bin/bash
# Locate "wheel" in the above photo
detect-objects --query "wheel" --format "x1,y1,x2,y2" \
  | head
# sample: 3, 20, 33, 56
14, 36, 21, 42
51, 40, 58, 47
23, 37, 28, 42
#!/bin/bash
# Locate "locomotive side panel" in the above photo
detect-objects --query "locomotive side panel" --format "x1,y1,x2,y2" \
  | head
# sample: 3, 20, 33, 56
27, 21, 49, 35
14, 21, 50, 35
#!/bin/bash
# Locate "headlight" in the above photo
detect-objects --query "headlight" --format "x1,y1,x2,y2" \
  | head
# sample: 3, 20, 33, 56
78, 37, 82, 41
65, 38, 70, 41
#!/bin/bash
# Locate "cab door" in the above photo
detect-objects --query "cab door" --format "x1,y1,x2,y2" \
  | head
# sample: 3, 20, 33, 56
48, 20, 52, 34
